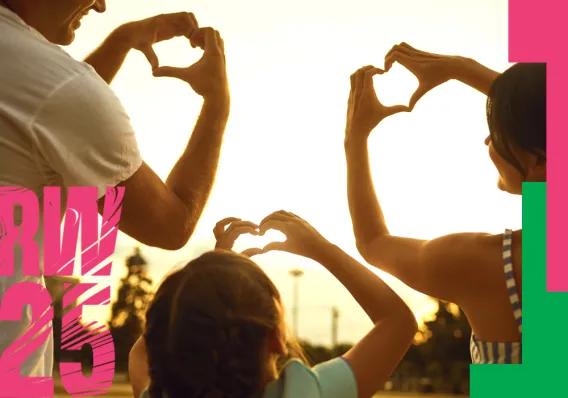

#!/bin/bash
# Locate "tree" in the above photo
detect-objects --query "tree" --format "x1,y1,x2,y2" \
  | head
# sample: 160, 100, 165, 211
419, 300, 471, 393
108, 247, 153, 373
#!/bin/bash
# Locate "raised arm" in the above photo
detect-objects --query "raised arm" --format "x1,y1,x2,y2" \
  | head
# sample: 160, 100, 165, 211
258, 211, 417, 398
383, 42, 500, 109
109, 27, 229, 250
33, 28, 229, 251
343, 66, 494, 303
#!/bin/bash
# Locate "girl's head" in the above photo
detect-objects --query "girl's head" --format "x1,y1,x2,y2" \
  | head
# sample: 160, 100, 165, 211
485, 62, 546, 195
144, 250, 305, 398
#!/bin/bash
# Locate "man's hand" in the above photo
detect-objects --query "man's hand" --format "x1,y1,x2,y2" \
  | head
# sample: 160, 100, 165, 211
119, 12, 202, 71
345, 66, 409, 140
153, 27, 228, 100
214, 217, 262, 257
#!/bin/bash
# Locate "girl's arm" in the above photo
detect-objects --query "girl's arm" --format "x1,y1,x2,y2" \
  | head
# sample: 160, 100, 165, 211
311, 243, 418, 398
259, 212, 418, 398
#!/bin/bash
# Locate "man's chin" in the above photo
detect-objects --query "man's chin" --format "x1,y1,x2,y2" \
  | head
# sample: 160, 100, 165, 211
55, 29, 76, 46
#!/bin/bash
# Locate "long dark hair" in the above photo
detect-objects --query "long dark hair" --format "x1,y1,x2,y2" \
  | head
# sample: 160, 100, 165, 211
486, 62, 546, 179
144, 250, 306, 398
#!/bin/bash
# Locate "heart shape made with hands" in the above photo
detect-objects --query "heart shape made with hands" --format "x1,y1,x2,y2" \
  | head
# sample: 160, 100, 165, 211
150, 36, 204, 71
232, 229, 287, 256
372, 62, 419, 108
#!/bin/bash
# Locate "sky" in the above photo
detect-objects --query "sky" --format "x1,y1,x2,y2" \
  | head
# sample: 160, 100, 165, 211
67, 0, 520, 345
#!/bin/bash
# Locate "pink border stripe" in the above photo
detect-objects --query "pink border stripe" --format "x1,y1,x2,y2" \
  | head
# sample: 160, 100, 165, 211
509, 0, 567, 291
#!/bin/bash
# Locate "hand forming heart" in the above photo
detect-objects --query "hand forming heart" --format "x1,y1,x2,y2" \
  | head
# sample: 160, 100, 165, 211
345, 43, 461, 139
213, 212, 328, 260
384, 42, 461, 110
120, 13, 204, 71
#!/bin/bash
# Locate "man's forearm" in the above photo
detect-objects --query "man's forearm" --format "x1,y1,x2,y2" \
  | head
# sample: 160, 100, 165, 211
166, 99, 230, 234
452, 56, 500, 96
84, 26, 132, 84
345, 137, 389, 250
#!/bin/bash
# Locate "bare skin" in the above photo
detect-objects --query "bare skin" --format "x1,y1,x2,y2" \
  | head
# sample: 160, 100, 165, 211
130, 213, 417, 398
4, 0, 231, 251
343, 43, 547, 344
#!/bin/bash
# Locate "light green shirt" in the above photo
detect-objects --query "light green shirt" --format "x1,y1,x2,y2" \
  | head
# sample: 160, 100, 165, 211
140, 357, 358, 398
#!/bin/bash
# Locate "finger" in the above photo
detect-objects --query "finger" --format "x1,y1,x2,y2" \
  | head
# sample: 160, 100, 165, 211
241, 248, 263, 258
384, 43, 416, 66
408, 84, 429, 110
385, 51, 417, 74
200, 27, 221, 55
226, 226, 259, 242
262, 241, 288, 254
362, 67, 384, 89
259, 210, 292, 227
259, 219, 291, 236
141, 45, 159, 71
354, 65, 375, 101
152, 66, 186, 79
181, 12, 198, 36
213, 217, 241, 236
385, 104, 411, 116
189, 29, 205, 49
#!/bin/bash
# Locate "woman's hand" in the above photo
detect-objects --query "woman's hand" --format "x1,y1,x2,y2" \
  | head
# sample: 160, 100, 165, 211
345, 66, 409, 141
213, 217, 262, 257
384, 42, 463, 110
258, 211, 330, 260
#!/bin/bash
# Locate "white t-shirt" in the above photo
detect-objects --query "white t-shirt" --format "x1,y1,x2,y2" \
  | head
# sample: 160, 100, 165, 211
0, 6, 142, 377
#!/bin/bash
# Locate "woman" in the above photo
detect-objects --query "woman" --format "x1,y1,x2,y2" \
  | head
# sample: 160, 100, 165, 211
128, 214, 417, 397
344, 43, 545, 364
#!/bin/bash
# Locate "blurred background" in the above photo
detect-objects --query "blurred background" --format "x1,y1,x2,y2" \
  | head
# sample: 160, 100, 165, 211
50, 0, 516, 396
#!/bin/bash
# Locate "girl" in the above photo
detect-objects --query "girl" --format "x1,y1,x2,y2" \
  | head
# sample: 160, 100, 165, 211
129, 212, 418, 398
344, 43, 545, 364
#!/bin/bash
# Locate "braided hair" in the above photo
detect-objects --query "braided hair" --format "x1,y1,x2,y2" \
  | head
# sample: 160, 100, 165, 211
144, 250, 306, 398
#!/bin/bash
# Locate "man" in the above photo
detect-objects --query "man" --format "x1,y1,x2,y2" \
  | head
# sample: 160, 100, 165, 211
0, 0, 230, 378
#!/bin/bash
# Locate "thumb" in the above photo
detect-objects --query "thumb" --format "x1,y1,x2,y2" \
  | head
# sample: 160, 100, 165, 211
241, 248, 263, 258
141, 45, 159, 71
153, 66, 186, 79
262, 242, 288, 254
409, 84, 429, 110
385, 104, 411, 117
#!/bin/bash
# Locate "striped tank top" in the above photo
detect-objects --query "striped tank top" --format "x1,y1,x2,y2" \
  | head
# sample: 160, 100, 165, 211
470, 229, 522, 364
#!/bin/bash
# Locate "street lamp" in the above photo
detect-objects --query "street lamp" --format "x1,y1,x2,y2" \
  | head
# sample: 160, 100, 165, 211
289, 269, 304, 338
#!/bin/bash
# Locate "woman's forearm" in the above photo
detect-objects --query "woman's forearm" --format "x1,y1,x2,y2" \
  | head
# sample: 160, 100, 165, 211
451, 56, 501, 96
344, 137, 389, 255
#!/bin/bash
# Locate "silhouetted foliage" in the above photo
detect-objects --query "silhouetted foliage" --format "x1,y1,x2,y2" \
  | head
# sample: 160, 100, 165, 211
108, 247, 153, 373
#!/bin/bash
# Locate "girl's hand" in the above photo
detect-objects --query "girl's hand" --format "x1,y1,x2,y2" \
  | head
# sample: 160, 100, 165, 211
213, 217, 261, 257
258, 211, 329, 259
345, 66, 409, 140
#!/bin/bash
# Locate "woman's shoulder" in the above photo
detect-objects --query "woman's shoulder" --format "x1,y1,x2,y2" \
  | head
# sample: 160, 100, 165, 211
263, 357, 358, 398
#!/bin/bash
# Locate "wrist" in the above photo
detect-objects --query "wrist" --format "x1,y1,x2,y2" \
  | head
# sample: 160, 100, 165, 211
108, 24, 135, 53
344, 134, 368, 152
307, 240, 342, 263
448, 56, 475, 82
203, 96, 230, 115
